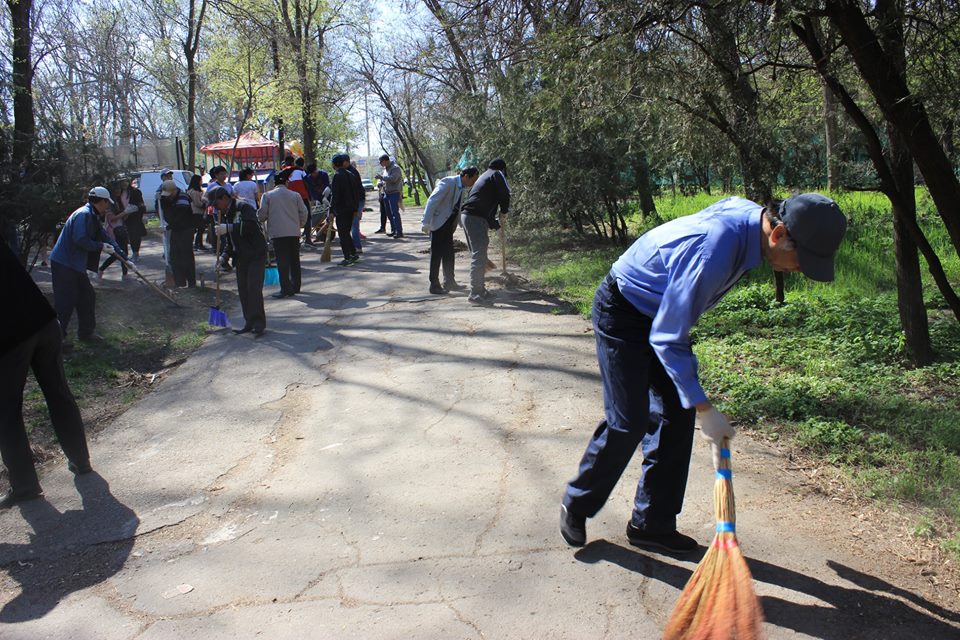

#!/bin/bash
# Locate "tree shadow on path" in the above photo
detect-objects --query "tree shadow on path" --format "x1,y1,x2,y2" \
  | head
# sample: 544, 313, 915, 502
575, 540, 960, 639
0, 472, 138, 622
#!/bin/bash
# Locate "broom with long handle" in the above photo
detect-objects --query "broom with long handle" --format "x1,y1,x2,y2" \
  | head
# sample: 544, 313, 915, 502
663, 438, 765, 640
208, 207, 229, 328
115, 253, 181, 307
320, 214, 334, 263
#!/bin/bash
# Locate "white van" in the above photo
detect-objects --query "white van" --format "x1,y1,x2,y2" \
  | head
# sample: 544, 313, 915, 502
133, 170, 192, 214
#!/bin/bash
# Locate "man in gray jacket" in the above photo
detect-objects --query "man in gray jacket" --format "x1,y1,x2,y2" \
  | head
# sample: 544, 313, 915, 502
379, 153, 404, 238
258, 169, 309, 298
460, 158, 511, 305
421, 167, 479, 294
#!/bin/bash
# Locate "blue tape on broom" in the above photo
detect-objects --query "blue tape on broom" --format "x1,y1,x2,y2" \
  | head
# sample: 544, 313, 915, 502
716, 521, 736, 533
715, 469, 733, 480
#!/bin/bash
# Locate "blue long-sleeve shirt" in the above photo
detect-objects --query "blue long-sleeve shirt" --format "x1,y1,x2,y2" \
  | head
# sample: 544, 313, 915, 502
50, 203, 118, 273
610, 196, 762, 409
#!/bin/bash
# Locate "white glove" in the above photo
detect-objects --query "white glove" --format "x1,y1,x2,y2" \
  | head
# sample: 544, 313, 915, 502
696, 406, 734, 445
215, 223, 228, 236
102, 243, 115, 255
421, 224, 431, 235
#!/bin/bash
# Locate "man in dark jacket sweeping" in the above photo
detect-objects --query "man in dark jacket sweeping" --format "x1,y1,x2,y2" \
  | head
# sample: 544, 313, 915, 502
211, 187, 268, 336
460, 158, 511, 305
1, 242, 92, 508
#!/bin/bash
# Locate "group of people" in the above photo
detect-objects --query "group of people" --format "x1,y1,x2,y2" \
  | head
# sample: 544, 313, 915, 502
6, 144, 851, 572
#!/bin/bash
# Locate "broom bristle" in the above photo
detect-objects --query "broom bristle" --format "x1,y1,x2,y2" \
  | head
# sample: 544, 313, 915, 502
662, 443, 764, 640
208, 306, 230, 328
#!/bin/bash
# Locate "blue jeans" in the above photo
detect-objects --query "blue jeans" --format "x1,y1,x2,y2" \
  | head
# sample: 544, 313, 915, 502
563, 274, 695, 533
352, 209, 362, 250
384, 192, 402, 235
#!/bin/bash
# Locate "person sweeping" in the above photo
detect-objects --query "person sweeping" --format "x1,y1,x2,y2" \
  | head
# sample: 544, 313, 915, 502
209, 187, 269, 337
559, 193, 847, 553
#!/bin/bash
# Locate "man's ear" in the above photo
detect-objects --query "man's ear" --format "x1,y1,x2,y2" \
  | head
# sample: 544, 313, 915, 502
770, 223, 789, 246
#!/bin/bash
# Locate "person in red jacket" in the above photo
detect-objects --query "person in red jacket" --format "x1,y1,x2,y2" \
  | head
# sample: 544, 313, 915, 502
281, 156, 312, 244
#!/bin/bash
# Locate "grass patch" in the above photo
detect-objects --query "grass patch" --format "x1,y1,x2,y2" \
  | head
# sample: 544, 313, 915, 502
19, 279, 213, 470
510, 188, 960, 553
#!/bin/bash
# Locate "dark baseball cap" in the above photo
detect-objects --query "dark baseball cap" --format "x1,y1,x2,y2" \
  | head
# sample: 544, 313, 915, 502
488, 158, 507, 171
779, 193, 847, 282
331, 153, 350, 166
207, 186, 231, 202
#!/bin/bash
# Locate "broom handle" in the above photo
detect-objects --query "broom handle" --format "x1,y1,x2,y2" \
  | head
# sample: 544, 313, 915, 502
499, 219, 507, 275
214, 207, 221, 308
116, 252, 181, 306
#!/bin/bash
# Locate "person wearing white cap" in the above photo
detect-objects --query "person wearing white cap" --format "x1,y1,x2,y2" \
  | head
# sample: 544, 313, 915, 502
49, 187, 123, 341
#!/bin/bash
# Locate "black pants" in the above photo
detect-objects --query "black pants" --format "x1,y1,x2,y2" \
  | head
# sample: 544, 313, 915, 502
563, 275, 696, 533
236, 256, 266, 331
51, 261, 96, 339
0, 319, 90, 494
169, 228, 197, 287
429, 213, 458, 287
128, 217, 145, 254
379, 197, 388, 230
272, 236, 301, 295
99, 227, 129, 275
335, 212, 356, 259
302, 200, 314, 243
194, 215, 207, 248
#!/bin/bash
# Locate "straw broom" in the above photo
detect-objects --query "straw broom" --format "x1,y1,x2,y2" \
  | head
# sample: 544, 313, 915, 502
208, 207, 230, 328
662, 439, 764, 640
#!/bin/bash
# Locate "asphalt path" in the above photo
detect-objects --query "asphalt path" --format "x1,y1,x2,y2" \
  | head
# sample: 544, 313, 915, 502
2, 206, 958, 639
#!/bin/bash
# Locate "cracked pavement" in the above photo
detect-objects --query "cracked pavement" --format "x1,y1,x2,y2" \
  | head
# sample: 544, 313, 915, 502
2, 207, 959, 639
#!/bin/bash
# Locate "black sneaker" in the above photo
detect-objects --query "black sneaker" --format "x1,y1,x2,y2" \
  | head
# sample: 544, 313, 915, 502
374, 228, 386, 234
626, 522, 698, 554
0, 487, 43, 509
560, 505, 586, 547
429, 284, 448, 295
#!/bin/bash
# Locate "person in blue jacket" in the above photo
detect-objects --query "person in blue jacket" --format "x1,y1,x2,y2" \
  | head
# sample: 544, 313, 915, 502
49, 186, 123, 342
559, 193, 847, 554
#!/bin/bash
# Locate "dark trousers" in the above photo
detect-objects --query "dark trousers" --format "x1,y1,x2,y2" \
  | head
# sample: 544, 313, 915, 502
194, 215, 207, 248
51, 261, 96, 339
0, 319, 90, 494
236, 257, 266, 331
99, 227, 129, 275
335, 212, 356, 259
379, 196, 388, 230
302, 200, 314, 243
429, 213, 458, 287
272, 236, 301, 294
169, 228, 197, 287
563, 274, 696, 533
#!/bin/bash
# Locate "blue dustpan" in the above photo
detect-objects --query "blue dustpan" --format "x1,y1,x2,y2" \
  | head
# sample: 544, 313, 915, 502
264, 266, 280, 287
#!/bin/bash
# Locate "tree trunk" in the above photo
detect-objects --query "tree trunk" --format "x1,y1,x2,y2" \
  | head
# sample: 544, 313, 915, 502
8, 0, 35, 168
186, 55, 197, 172
828, 0, 960, 253
890, 125, 932, 364
635, 151, 657, 217
823, 81, 840, 191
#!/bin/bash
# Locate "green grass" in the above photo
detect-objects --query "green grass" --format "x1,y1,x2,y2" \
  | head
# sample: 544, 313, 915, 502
511, 188, 960, 555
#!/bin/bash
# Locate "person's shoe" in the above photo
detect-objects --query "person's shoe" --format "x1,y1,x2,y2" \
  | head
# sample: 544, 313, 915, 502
271, 292, 289, 299
132, 253, 140, 262
68, 460, 92, 475
468, 295, 493, 306
233, 326, 252, 335
349, 254, 361, 264
444, 281, 466, 291
395, 233, 404, 239
560, 505, 586, 547
374, 228, 386, 234
386, 232, 396, 238
252, 328, 265, 338
626, 523, 698, 554
429, 284, 448, 295
0, 487, 43, 509
338, 258, 353, 266
481, 289, 495, 299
